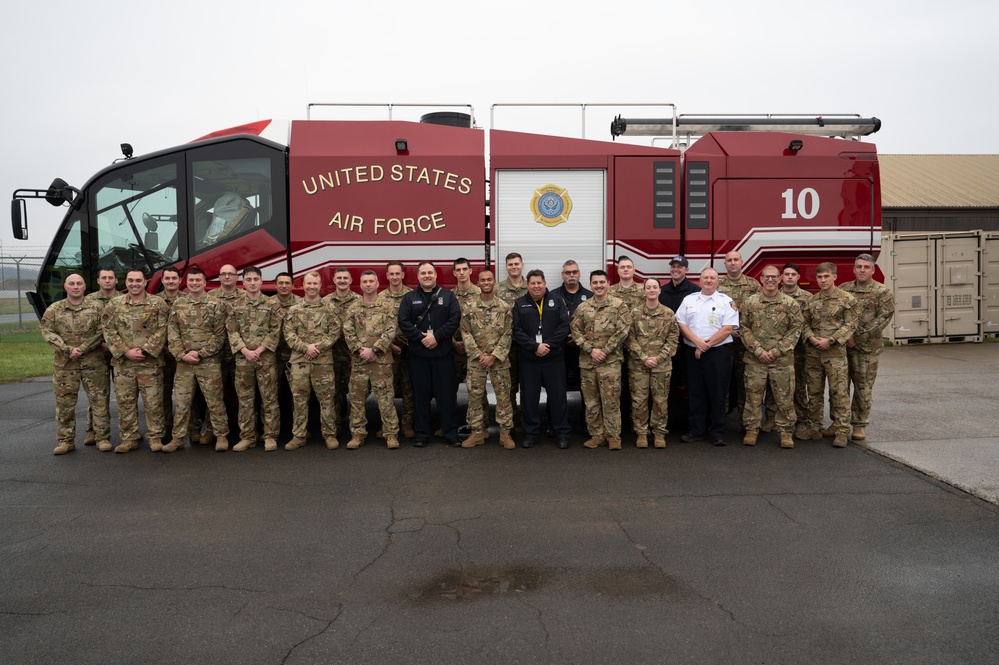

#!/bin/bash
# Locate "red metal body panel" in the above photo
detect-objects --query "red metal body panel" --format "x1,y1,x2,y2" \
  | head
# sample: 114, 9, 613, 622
288, 121, 485, 289
191, 120, 273, 143
683, 132, 880, 283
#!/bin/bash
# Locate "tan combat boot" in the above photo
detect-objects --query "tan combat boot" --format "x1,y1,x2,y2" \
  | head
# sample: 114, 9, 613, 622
264, 438, 278, 452
346, 437, 364, 450
832, 432, 849, 448
114, 440, 139, 454
851, 426, 866, 441
53, 442, 75, 455
402, 424, 415, 438
461, 431, 487, 448
583, 437, 605, 449
499, 432, 516, 450
743, 431, 758, 446
375, 429, 385, 439
148, 438, 163, 452
386, 436, 400, 449
285, 437, 307, 451
821, 424, 836, 437
760, 416, 775, 433
636, 434, 649, 449
189, 427, 201, 442
653, 434, 667, 449
97, 440, 113, 452
199, 429, 216, 445
214, 435, 229, 452
780, 433, 795, 449
325, 436, 339, 450
233, 439, 256, 452
162, 438, 186, 453
83, 431, 96, 445
608, 438, 622, 451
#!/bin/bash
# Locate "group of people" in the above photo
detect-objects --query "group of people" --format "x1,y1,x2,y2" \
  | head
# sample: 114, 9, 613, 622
40, 250, 893, 455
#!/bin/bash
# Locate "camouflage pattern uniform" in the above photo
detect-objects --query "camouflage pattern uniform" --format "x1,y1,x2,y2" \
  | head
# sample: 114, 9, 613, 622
227, 294, 282, 443
285, 299, 341, 440
739, 291, 804, 434
168, 294, 231, 440
160, 291, 181, 438
608, 282, 644, 310
496, 278, 528, 420
325, 290, 360, 432
452, 283, 481, 390
460, 295, 514, 434
378, 286, 414, 434
203, 288, 244, 434
765, 285, 810, 427
342, 298, 399, 439
801, 288, 858, 435
83, 290, 117, 440
841, 279, 894, 428
718, 273, 760, 415
274, 293, 302, 382
571, 296, 633, 443
626, 302, 679, 437
102, 293, 170, 444
41, 298, 111, 448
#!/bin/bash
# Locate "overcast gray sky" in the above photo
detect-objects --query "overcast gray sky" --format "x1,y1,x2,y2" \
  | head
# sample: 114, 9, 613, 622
2, 0, 996, 251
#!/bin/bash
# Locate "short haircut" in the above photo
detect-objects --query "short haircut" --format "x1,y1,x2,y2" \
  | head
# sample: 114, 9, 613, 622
418, 261, 435, 270
815, 262, 837, 275
360, 269, 377, 278
162, 266, 180, 278
526, 269, 546, 282
98, 268, 117, 278
334, 267, 351, 276
243, 266, 262, 279
782, 263, 800, 274
562, 260, 579, 269
855, 253, 875, 265
590, 269, 609, 281
275, 271, 292, 281
760, 264, 781, 276
505, 252, 523, 263
453, 257, 470, 268
187, 267, 205, 278
304, 270, 322, 281
386, 261, 404, 271
126, 268, 147, 279
617, 255, 633, 265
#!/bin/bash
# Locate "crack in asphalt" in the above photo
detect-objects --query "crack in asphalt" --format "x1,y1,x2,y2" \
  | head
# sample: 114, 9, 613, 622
273, 605, 341, 665
73, 581, 268, 594
516, 596, 554, 659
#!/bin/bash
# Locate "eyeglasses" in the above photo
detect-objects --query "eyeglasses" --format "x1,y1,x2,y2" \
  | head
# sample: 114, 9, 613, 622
761, 275, 779, 281
563, 270, 579, 275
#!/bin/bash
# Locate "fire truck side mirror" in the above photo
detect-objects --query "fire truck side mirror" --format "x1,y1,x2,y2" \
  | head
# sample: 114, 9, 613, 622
11, 198, 27, 240
46, 178, 76, 207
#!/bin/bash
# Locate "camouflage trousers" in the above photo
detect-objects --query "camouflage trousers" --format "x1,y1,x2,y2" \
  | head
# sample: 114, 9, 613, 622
804, 352, 850, 434
627, 363, 671, 436
348, 361, 398, 438
765, 346, 808, 427
729, 340, 747, 415
172, 360, 230, 438
581, 362, 623, 441
743, 360, 795, 433
391, 354, 414, 430
466, 362, 513, 433
334, 352, 352, 428
113, 360, 165, 443
85, 361, 111, 436
290, 362, 336, 439
234, 353, 280, 442
54, 365, 110, 445
848, 349, 880, 427
162, 355, 176, 437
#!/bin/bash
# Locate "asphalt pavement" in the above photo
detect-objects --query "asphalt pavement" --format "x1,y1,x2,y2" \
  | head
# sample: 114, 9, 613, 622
1, 344, 997, 664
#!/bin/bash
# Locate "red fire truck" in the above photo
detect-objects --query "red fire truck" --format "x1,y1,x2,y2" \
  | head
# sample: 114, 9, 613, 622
11, 105, 881, 317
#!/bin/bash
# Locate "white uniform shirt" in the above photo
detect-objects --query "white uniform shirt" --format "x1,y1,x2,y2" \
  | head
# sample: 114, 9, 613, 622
675, 291, 739, 347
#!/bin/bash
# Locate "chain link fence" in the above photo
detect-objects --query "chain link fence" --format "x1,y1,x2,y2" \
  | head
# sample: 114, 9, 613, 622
0, 250, 45, 333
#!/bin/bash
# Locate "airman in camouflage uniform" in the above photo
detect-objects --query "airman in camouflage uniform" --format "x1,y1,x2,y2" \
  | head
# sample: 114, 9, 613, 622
342, 271, 400, 449
739, 266, 805, 448
763, 264, 811, 431
82, 268, 119, 445
325, 268, 360, 435
609, 255, 644, 432
42, 274, 111, 454
800, 262, 858, 447
101, 269, 170, 453
626, 279, 679, 449
274, 272, 301, 382
460, 270, 515, 449
718, 251, 760, 417
284, 271, 342, 450
496, 253, 528, 426
201, 264, 244, 444
162, 268, 231, 453
378, 262, 414, 438
452, 258, 484, 424
571, 270, 633, 450
226, 266, 282, 452
159, 266, 183, 439
841, 254, 894, 442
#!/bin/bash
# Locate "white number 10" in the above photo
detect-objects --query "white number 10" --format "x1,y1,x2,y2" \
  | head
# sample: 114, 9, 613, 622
781, 188, 820, 219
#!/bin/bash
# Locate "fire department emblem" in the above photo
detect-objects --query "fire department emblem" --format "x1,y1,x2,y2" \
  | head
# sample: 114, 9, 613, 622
530, 184, 572, 228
